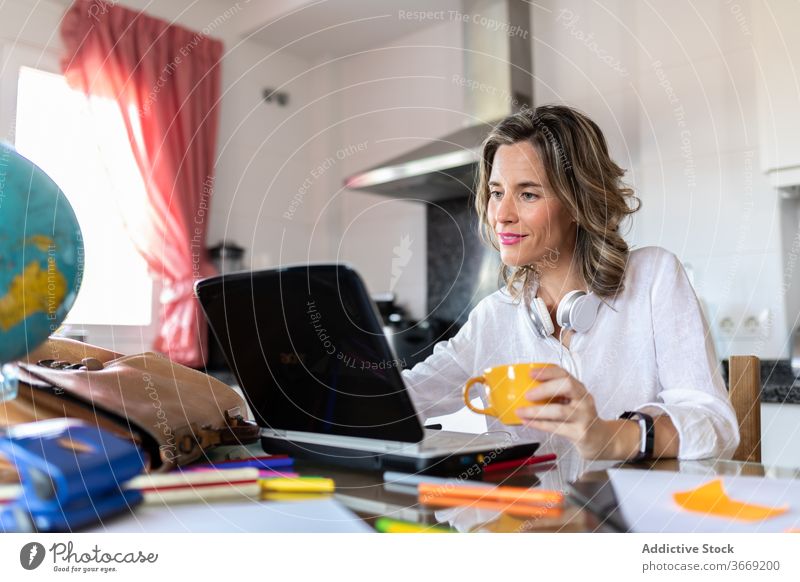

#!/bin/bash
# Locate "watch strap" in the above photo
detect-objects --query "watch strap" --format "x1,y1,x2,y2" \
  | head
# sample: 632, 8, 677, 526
619, 411, 655, 462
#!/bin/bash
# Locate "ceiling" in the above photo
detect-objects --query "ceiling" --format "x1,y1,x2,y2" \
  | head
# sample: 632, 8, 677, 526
240, 0, 463, 60
45, 0, 464, 60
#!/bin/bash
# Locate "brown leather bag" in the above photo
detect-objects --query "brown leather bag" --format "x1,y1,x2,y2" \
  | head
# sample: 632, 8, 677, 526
1, 337, 259, 472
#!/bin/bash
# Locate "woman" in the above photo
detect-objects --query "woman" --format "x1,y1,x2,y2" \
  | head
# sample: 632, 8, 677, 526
400, 105, 739, 481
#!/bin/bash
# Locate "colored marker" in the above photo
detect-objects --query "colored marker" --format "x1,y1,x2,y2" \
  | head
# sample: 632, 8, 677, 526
374, 517, 453, 533
419, 483, 563, 506
189, 456, 294, 471
419, 495, 563, 520
482, 453, 557, 473
259, 477, 335, 493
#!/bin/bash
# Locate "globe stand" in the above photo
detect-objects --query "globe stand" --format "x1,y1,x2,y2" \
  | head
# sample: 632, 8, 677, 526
0, 363, 19, 402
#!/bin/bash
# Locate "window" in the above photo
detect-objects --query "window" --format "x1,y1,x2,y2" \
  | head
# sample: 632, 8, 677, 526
15, 66, 152, 326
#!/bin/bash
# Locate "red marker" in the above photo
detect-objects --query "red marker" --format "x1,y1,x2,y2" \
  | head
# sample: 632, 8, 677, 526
482, 453, 557, 473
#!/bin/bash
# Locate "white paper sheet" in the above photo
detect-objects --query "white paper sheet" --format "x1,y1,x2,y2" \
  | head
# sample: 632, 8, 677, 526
88, 498, 372, 533
608, 469, 800, 533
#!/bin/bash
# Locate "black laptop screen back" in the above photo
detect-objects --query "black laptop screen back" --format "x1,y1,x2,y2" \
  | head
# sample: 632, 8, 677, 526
196, 265, 424, 443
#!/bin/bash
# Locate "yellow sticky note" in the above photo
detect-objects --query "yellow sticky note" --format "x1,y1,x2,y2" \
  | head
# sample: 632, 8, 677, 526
673, 479, 789, 522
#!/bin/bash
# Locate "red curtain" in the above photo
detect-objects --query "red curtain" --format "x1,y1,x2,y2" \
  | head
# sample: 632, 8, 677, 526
60, 0, 222, 367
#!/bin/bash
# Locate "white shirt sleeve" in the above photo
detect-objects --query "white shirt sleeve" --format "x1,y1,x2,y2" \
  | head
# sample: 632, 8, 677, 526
400, 304, 483, 421
636, 249, 740, 460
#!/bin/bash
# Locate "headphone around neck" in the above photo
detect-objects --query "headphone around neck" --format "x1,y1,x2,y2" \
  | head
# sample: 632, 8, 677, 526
528, 290, 601, 339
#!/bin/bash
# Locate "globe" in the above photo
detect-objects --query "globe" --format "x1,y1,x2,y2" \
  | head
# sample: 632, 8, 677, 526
0, 143, 83, 363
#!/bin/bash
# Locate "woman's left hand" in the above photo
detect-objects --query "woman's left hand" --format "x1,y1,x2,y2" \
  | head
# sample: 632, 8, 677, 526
516, 365, 615, 460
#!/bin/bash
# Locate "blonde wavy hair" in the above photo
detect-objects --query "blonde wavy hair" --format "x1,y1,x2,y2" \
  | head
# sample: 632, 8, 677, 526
475, 104, 640, 300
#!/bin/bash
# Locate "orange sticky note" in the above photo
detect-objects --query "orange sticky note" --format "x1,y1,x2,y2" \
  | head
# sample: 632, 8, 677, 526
673, 479, 789, 522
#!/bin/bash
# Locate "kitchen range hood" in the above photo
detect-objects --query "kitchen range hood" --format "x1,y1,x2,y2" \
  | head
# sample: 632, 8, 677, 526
343, 0, 533, 201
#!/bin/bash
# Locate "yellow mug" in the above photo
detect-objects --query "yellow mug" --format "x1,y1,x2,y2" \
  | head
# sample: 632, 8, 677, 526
463, 363, 554, 425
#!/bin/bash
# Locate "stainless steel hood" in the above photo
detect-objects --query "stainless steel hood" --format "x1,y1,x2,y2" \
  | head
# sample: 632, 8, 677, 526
343, 0, 533, 201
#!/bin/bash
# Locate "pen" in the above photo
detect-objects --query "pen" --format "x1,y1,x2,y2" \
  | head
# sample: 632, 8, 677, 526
482, 453, 557, 473
419, 483, 563, 506
259, 477, 335, 493
374, 517, 453, 533
419, 495, 563, 520
188, 456, 294, 471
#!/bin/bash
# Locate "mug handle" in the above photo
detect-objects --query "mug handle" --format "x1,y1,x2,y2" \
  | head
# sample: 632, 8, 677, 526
463, 376, 495, 416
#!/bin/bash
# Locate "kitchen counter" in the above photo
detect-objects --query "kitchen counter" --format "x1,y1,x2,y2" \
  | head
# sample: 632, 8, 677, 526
722, 359, 800, 404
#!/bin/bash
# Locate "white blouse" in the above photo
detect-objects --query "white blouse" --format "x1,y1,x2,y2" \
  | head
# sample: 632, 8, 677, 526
401, 246, 740, 484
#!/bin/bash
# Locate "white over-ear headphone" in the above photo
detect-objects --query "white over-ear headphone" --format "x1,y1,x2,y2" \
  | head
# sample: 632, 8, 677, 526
528, 290, 601, 338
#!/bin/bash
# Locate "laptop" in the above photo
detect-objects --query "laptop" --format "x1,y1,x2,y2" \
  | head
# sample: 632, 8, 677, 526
195, 263, 539, 475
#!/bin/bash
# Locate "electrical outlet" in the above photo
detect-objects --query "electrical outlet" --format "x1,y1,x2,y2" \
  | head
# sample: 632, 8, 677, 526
718, 316, 736, 338
717, 309, 772, 339
741, 315, 761, 338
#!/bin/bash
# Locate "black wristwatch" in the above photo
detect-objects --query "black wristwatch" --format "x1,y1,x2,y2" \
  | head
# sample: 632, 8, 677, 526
619, 411, 655, 462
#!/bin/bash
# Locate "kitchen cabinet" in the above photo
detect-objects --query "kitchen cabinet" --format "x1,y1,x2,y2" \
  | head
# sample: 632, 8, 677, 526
754, 1, 800, 190
761, 403, 800, 469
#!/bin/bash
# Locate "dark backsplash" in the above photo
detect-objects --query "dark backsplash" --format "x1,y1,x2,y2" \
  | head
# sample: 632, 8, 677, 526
426, 197, 502, 332
722, 359, 800, 404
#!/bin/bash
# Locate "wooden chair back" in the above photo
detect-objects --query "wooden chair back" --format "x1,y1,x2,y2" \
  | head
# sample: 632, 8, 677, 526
728, 355, 762, 463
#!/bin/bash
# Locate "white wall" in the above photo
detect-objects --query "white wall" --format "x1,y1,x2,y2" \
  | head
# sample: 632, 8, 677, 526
532, 0, 799, 468
11, 0, 779, 357
318, 0, 792, 358
317, 18, 468, 320
4, 0, 798, 466
0, 0, 330, 354
305, 1, 800, 453
533, 0, 789, 361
